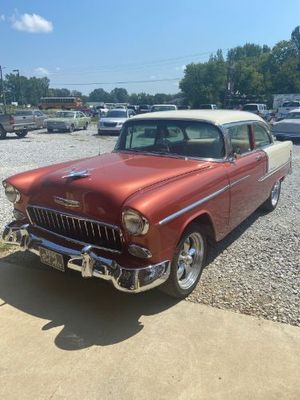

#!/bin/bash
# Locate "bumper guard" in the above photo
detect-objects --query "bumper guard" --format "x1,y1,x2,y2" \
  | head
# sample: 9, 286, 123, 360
2, 222, 170, 293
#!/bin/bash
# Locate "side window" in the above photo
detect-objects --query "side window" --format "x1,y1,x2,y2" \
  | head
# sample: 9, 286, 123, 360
227, 124, 251, 155
254, 124, 271, 148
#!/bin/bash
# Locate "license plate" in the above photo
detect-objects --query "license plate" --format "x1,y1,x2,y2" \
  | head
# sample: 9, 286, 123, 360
39, 247, 65, 272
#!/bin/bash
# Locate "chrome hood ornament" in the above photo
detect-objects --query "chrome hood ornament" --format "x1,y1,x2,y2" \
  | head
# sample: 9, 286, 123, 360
54, 196, 80, 208
62, 169, 90, 179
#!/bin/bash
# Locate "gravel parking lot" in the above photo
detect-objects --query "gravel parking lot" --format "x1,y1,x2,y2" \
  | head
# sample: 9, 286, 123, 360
0, 125, 299, 327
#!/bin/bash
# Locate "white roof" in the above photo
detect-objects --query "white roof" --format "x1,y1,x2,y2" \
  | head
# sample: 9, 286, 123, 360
131, 109, 264, 125
288, 108, 300, 113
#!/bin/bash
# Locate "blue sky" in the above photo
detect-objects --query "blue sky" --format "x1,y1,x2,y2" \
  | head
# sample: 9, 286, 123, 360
1, 0, 300, 95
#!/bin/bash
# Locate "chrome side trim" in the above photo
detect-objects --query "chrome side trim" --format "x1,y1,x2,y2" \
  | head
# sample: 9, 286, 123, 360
230, 174, 250, 188
159, 184, 230, 225
258, 159, 291, 182
159, 175, 251, 225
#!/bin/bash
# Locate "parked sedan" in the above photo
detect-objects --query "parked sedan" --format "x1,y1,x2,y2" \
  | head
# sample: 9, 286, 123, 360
2, 110, 292, 299
271, 108, 300, 140
45, 111, 90, 133
98, 108, 135, 135
150, 104, 177, 112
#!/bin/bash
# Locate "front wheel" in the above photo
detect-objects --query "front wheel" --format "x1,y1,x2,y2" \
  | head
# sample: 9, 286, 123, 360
83, 122, 88, 130
261, 180, 281, 212
15, 130, 28, 138
68, 124, 74, 133
159, 223, 207, 299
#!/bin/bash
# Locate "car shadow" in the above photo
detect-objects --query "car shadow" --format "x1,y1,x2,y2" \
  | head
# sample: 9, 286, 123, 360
0, 253, 178, 351
206, 209, 262, 265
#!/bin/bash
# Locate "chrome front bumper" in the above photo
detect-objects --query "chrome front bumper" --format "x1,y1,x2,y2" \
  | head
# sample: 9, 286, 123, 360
2, 222, 170, 293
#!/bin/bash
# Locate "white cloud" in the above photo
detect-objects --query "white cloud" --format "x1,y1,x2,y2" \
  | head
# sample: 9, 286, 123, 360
34, 67, 50, 76
0, 14, 5, 22
12, 13, 53, 33
175, 64, 186, 71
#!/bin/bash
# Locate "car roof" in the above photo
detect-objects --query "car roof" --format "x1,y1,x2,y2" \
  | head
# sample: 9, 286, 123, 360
130, 109, 264, 125
288, 107, 300, 112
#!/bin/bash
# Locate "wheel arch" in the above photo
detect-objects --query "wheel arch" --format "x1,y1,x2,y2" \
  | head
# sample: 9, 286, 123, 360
179, 211, 217, 244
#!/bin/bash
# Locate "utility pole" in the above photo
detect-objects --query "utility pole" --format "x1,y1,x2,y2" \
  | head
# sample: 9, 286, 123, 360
12, 69, 21, 105
0, 65, 7, 114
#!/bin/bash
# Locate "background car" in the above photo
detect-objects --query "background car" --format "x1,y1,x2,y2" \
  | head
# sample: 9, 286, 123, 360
137, 104, 151, 114
242, 103, 269, 119
150, 104, 177, 112
45, 111, 90, 133
14, 110, 47, 129
271, 108, 300, 140
98, 108, 135, 135
198, 104, 217, 110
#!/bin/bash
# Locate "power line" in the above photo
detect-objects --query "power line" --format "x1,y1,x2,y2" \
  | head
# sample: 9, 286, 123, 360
51, 77, 182, 86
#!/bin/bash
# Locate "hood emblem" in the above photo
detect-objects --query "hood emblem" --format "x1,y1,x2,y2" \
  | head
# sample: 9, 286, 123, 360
54, 196, 80, 208
62, 169, 90, 179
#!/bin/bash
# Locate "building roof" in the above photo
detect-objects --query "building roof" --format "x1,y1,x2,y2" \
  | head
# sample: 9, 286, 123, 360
131, 109, 264, 125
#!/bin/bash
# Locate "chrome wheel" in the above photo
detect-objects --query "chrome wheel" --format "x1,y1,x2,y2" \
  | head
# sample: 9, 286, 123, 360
176, 232, 204, 290
271, 181, 281, 207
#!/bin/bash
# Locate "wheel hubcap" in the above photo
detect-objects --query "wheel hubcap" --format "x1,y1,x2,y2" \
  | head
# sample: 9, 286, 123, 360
271, 181, 280, 207
176, 232, 204, 290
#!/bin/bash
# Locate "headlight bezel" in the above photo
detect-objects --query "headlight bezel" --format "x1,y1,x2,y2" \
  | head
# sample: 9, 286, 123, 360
2, 181, 21, 203
122, 208, 149, 236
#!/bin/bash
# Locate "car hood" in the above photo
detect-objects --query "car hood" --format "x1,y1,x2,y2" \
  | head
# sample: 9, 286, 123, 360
8, 152, 211, 225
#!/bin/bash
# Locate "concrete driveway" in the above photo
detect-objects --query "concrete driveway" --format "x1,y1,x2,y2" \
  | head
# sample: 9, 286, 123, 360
0, 254, 299, 400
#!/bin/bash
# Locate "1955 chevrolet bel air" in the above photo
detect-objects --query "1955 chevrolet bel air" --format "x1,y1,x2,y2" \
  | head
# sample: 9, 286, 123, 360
2, 110, 293, 298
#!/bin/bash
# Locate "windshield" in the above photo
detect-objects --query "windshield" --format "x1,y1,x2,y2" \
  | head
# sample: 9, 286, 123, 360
115, 120, 225, 159
287, 112, 300, 119
55, 112, 75, 118
151, 105, 176, 112
106, 110, 127, 118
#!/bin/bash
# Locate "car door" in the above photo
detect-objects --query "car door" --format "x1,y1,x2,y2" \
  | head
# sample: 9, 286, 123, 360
225, 123, 267, 230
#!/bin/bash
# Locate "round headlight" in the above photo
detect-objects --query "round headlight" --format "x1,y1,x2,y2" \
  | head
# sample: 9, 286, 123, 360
122, 209, 149, 236
3, 182, 21, 203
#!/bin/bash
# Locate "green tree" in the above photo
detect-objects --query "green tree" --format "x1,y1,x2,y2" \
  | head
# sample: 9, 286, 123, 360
291, 26, 300, 52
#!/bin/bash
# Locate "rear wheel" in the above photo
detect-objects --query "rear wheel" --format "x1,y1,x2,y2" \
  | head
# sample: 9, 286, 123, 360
0, 126, 7, 140
47, 128, 53, 133
15, 129, 28, 138
68, 124, 74, 133
261, 180, 281, 212
159, 223, 207, 299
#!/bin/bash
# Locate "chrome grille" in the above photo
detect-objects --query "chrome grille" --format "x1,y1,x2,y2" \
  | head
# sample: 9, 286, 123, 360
27, 206, 122, 252
104, 122, 117, 127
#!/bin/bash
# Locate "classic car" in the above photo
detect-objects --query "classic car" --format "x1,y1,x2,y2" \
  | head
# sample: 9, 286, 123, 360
2, 110, 293, 298
271, 108, 300, 140
98, 108, 135, 135
45, 111, 90, 133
